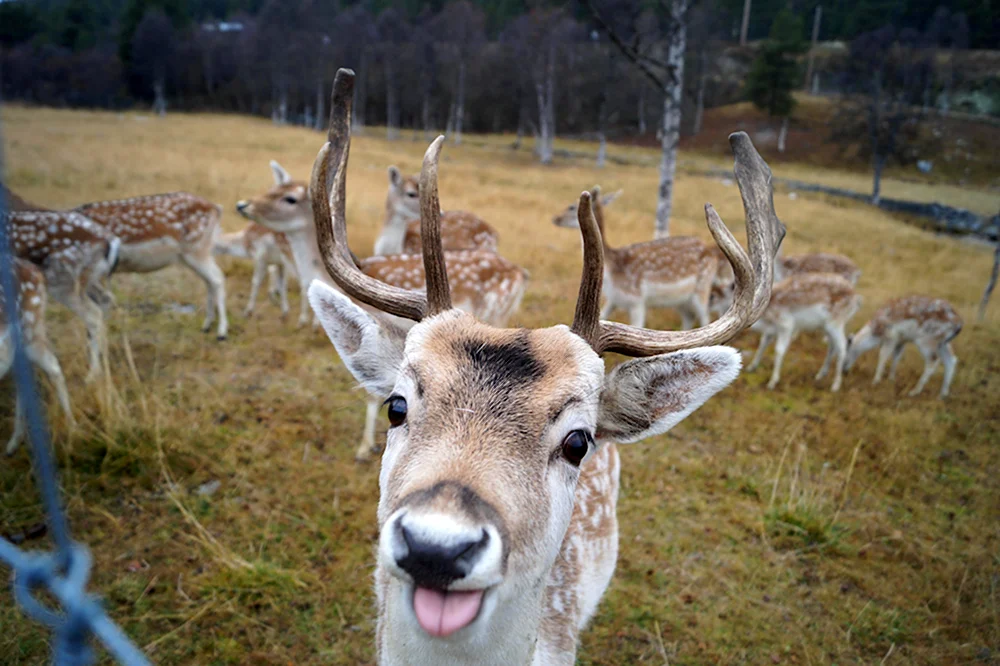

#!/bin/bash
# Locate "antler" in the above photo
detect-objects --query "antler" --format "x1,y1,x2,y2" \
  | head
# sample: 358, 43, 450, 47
311, 68, 451, 321
573, 131, 785, 356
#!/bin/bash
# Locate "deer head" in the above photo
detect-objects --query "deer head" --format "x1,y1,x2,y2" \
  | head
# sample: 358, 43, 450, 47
308, 69, 784, 664
551, 187, 622, 229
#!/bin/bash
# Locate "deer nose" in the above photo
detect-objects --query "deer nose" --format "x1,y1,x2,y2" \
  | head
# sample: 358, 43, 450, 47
395, 522, 490, 589
236, 200, 249, 213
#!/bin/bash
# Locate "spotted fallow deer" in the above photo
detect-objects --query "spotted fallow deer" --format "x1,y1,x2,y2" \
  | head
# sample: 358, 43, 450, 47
7, 209, 120, 381
236, 161, 527, 462
215, 163, 306, 325
2, 259, 76, 455
745, 273, 862, 392
74, 192, 229, 339
777, 252, 861, 285
376, 166, 499, 255
845, 295, 962, 398
305, 69, 784, 666
553, 187, 720, 329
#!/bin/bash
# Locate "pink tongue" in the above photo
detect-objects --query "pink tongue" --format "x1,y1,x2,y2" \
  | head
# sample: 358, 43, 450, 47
412, 587, 484, 637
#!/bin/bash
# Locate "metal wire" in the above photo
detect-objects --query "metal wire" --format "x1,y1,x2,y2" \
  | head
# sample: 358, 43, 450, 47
0, 119, 152, 665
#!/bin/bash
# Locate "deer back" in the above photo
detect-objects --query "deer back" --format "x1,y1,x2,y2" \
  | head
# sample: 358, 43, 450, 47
403, 211, 500, 254
77, 192, 221, 249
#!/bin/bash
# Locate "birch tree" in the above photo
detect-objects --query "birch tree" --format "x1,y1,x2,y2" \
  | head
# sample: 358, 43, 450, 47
591, 0, 690, 237
432, 1, 485, 145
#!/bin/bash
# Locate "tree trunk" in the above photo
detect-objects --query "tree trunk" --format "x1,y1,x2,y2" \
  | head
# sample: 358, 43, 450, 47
777, 116, 788, 153
655, 0, 688, 238
385, 56, 399, 141
279, 89, 288, 124
692, 48, 707, 137
454, 59, 466, 145
803, 6, 821, 91
597, 134, 607, 168
871, 154, 886, 204
535, 43, 557, 165
422, 90, 432, 141
153, 77, 167, 117
446, 101, 456, 136
304, 105, 313, 129
979, 238, 999, 321
739, 0, 752, 46
354, 50, 368, 132
315, 79, 325, 131
638, 85, 647, 135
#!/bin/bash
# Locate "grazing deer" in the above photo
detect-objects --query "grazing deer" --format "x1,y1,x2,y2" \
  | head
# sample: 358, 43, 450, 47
845, 295, 962, 398
236, 161, 527, 462
553, 186, 720, 329
305, 69, 783, 666
777, 252, 861, 285
74, 192, 229, 339
215, 163, 307, 325
7, 209, 120, 381
377, 166, 499, 255
745, 273, 862, 391
2, 259, 75, 455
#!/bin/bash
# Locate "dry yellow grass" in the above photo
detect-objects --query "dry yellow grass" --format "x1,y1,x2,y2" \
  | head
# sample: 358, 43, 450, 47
1, 106, 998, 665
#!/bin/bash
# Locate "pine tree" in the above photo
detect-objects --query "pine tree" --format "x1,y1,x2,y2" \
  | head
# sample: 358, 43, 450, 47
745, 9, 807, 119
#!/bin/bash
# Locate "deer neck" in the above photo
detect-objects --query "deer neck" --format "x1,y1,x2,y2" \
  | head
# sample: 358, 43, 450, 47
589, 201, 622, 269
280, 214, 329, 288
375, 199, 413, 255
376, 569, 543, 666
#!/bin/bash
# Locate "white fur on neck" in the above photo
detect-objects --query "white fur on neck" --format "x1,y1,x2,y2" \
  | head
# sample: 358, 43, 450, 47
374, 211, 410, 256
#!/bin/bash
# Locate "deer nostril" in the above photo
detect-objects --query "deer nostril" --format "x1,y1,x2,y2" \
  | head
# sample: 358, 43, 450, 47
396, 524, 490, 589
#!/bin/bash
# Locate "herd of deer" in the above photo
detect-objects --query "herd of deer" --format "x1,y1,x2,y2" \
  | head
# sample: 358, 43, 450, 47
1, 68, 967, 664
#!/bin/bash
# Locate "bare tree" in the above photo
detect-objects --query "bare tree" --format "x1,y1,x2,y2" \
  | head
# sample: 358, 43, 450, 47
332, 5, 375, 132
981, 224, 1000, 321
591, 0, 690, 236
432, 1, 485, 145
132, 10, 175, 116
377, 8, 410, 141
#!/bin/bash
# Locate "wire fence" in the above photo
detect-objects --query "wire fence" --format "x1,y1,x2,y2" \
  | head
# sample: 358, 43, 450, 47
0, 119, 153, 665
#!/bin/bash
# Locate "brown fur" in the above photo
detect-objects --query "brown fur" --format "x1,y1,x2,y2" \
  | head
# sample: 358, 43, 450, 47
779, 252, 860, 285
77, 192, 220, 246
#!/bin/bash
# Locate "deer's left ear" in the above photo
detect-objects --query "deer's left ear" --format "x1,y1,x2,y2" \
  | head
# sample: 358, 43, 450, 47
597, 347, 741, 443
270, 160, 292, 186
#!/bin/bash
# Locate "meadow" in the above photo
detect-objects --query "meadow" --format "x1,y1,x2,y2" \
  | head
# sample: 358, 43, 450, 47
1, 106, 999, 665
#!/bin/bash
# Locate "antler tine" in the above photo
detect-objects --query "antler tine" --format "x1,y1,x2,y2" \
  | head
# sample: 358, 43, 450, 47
311, 67, 427, 321
592, 131, 785, 356
570, 191, 603, 348
419, 136, 451, 316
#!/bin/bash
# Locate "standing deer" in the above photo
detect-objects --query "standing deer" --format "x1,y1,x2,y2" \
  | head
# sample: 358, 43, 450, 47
236, 162, 527, 462
777, 252, 861, 285
845, 295, 962, 398
305, 69, 783, 666
745, 273, 862, 391
74, 192, 229, 339
2, 259, 75, 455
377, 166, 499, 255
553, 186, 720, 329
215, 163, 306, 325
7, 209, 120, 381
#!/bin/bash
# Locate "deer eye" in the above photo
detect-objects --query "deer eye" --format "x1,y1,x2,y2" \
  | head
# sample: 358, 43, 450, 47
406, 191, 418, 199
385, 396, 407, 427
561, 430, 593, 467
282, 196, 298, 204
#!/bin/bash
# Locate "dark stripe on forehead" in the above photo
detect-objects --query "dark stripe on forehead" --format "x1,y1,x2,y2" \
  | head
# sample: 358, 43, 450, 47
460, 333, 544, 387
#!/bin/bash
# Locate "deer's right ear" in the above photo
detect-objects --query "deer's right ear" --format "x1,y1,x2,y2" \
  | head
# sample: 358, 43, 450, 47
270, 160, 292, 186
308, 281, 406, 398
601, 189, 623, 207
388, 166, 402, 189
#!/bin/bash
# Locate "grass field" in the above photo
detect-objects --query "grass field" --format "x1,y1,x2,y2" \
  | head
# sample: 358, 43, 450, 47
2, 106, 999, 665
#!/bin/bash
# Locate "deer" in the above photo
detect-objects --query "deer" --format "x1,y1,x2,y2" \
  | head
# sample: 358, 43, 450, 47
777, 252, 861, 285
74, 192, 229, 339
7, 209, 120, 382
2, 258, 76, 455
744, 273, 862, 392
236, 158, 528, 462
553, 186, 721, 330
376, 166, 499, 255
214, 162, 307, 325
844, 295, 962, 398
303, 69, 784, 666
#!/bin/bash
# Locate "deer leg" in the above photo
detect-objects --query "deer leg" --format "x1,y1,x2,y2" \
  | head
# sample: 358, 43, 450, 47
356, 398, 380, 462
6, 395, 25, 457
909, 341, 939, 397
599, 300, 614, 321
298, 271, 311, 328
276, 263, 290, 320
244, 254, 267, 318
873, 343, 894, 384
888, 342, 906, 382
767, 329, 792, 390
938, 343, 957, 399
182, 252, 229, 340
628, 302, 646, 328
826, 325, 848, 392
267, 263, 281, 302
47, 272, 105, 381
747, 332, 773, 372
678, 308, 694, 331
815, 339, 835, 381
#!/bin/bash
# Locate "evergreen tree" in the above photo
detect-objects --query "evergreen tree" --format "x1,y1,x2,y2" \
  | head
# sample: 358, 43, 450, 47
745, 9, 806, 119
